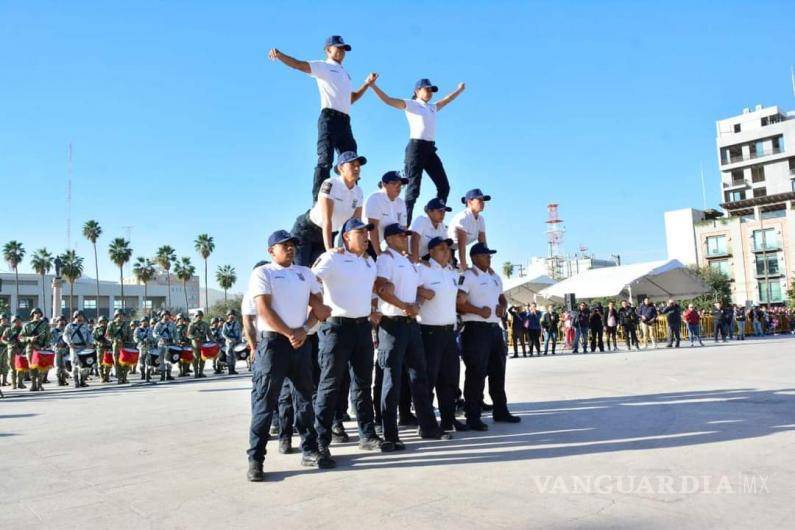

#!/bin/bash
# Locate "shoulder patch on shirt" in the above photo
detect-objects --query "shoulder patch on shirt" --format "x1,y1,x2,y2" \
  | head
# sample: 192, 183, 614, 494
320, 180, 333, 195
458, 275, 465, 286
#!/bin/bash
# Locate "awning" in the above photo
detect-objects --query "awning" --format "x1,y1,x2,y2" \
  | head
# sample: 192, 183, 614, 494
539, 259, 708, 302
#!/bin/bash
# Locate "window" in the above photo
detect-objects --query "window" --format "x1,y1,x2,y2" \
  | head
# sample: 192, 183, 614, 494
83, 299, 97, 310
758, 281, 783, 303
709, 259, 731, 276
726, 190, 746, 202
761, 208, 786, 220
761, 117, 768, 126
731, 169, 744, 185
752, 228, 779, 251
753, 187, 767, 198
706, 235, 729, 257
751, 166, 765, 182
734, 123, 742, 133
755, 254, 780, 276
728, 145, 743, 162
772, 136, 783, 153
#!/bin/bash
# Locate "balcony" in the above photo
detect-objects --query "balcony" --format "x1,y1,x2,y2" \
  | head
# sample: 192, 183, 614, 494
705, 247, 732, 258
749, 147, 783, 160
722, 179, 747, 189
752, 242, 781, 253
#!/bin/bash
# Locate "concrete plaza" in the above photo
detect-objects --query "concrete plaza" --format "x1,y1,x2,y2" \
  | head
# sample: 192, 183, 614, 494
1, 336, 794, 529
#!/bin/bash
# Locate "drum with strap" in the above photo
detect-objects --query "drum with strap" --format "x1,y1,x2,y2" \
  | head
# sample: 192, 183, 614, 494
14, 355, 30, 372
179, 346, 194, 363
101, 350, 114, 367
148, 348, 162, 367
233, 342, 250, 360
167, 346, 182, 364
119, 347, 140, 367
200, 342, 220, 360
77, 348, 98, 369
31, 349, 56, 370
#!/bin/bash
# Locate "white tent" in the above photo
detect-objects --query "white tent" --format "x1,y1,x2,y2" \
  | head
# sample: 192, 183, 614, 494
502, 274, 557, 306
539, 259, 708, 302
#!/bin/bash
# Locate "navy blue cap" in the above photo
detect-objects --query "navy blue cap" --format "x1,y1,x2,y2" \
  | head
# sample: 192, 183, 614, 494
427, 237, 454, 251
381, 170, 408, 185
469, 242, 497, 257
414, 78, 438, 92
334, 151, 367, 174
461, 188, 492, 205
267, 230, 299, 248
383, 223, 411, 239
341, 218, 374, 235
425, 198, 452, 212
324, 35, 351, 51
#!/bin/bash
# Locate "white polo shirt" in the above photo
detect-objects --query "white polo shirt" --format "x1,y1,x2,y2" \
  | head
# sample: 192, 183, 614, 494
448, 208, 486, 247
458, 267, 503, 324
375, 250, 420, 317
409, 214, 448, 258
363, 190, 407, 248
404, 99, 438, 141
310, 177, 363, 232
417, 259, 458, 326
308, 59, 352, 115
312, 249, 377, 318
248, 263, 321, 332
241, 291, 256, 318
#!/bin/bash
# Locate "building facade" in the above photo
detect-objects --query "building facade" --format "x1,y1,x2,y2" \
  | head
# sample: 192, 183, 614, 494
664, 104, 795, 306
525, 255, 618, 281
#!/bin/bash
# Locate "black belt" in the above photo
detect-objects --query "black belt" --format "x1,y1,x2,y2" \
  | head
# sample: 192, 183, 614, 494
465, 321, 501, 328
383, 315, 416, 323
419, 324, 454, 331
409, 138, 435, 145
321, 108, 350, 118
261, 331, 286, 340
328, 316, 369, 325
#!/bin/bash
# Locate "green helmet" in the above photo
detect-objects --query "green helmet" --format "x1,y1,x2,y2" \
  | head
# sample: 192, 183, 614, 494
195, 310, 204, 318
30, 307, 43, 316
113, 309, 123, 318
98, 316, 108, 323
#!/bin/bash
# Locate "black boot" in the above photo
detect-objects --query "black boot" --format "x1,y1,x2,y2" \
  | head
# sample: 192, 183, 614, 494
247, 460, 265, 482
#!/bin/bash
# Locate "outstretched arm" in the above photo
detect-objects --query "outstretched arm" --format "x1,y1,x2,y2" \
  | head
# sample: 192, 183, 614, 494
352, 72, 378, 104
268, 48, 311, 74
370, 83, 406, 110
436, 82, 466, 111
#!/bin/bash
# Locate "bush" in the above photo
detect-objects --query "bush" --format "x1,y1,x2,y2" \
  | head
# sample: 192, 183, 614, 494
207, 295, 244, 320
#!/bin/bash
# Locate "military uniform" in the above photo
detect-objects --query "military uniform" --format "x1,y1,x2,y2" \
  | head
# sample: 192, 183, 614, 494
175, 316, 190, 377
209, 318, 224, 373
1, 319, 25, 389
50, 320, 70, 386
134, 322, 154, 382
20, 310, 50, 391
107, 313, 133, 383
152, 313, 176, 381
187, 313, 212, 378
63, 314, 94, 388
221, 314, 242, 375
0, 317, 10, 386
93, 317, 112, 382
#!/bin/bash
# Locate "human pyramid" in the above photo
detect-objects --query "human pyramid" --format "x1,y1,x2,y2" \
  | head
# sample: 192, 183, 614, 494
243, 35, 520, 481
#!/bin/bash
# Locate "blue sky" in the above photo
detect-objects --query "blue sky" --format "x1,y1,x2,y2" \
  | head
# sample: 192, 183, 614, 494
1, 0, 793, 291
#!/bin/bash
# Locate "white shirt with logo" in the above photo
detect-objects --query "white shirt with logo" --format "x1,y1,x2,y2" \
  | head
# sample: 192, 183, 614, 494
312, 250, 377, 318
448, 208, 486, 247
248, 263, 321, 332
308, 59, 352, 114
404, 99, 438, 141
458, 267, 503, 324
409, 214, 449, 258
363, 190, 407, 249
417, 259, 459, 326
375, 250, 421, 318
310, 176, 363, 232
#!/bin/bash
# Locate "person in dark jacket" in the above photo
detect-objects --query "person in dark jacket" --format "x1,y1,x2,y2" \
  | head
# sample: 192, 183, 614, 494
541, 305, 559, 355
588, 306, 604, 352
711, 302, 727, 342
507, 306, 526, 358
660, 299, 682, 348
524, 303, 542, 356
734, 305, 747, 340
572, 302, 590, 353
618, 300, 640, 351
603, 301, 619, 352
636, 298, 658, 349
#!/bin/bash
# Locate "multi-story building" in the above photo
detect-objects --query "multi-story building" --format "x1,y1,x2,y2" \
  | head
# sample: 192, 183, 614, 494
524, 255, 618, 281
664, 104, 795, 306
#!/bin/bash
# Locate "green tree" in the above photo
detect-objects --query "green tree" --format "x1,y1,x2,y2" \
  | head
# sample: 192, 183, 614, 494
207, 294, 244, 321
108, 238, 133, 313
194, 233, 215, 311
686, 265, 732, 310
154, 245, 177, 308
30, 248, 54, 317
132, 257, 157, 317
787, 277, 795, 308
215, 264, 237, 304
174, 257, 196, 311
60, 250, 84, 317
502, 262, 513, 278
3, 241, 26, 317
82, 220, 103, 316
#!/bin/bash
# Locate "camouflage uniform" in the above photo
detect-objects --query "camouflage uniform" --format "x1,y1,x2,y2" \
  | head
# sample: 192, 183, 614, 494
152, 314, 175, 381
175, 316, 190, 377
134, 322, 154, 382
187, 313, 212, 378
0, 317, 9, 386
50, 320, 70, 386
63, 316, 94, 388
107, 313, 133, 384
221, 316, 242, 375
20, 313, 51, 391
1, 320, 24, 389
93, 318, 112, 382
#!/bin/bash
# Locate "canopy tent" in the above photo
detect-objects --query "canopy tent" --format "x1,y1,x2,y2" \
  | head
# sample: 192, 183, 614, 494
539, 259, 708, 302
502, 274, 557, 306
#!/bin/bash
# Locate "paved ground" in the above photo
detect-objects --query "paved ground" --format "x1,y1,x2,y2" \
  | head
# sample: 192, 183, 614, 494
1, 335, 794, 529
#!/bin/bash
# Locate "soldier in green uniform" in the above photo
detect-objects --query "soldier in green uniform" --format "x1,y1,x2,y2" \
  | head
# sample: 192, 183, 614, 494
128, 320, 139, 374
2, 317, 25, 389
107, 310, 133, 384
175, 314, 191, 377
0, 314, 9, 387
209, 317, 224, 374
94, 315, 112, 382
187, 310, 212, 379
20, 307, 51, 391
50, 316, 70, 386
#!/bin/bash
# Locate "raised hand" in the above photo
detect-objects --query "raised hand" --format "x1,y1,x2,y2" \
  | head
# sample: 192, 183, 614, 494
366, 72, 379, 85
268, 48, 280, 61
458, 82, 466, 91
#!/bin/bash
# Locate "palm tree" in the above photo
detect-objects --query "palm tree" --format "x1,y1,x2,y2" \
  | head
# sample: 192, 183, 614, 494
502, 262, 514, 278
154, 245, 176, 308
59, 250, 84, 317
194, 234, 215, 311
215, 265, 237, 304
132, 257, 156, 317
173, 257, 196, 311
108, 238, 133, 313
30, 248, 54, 317
3, 241, 26, 317
82, 220, 103, 316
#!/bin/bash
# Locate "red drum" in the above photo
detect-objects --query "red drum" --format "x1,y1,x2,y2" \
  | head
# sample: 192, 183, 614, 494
119, 347, 140, 367
101, 351, 114, 367
179, 346, 194, 363
14, 355, 30, 372
31, 349, 56, 370
200, 342, 220, 360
